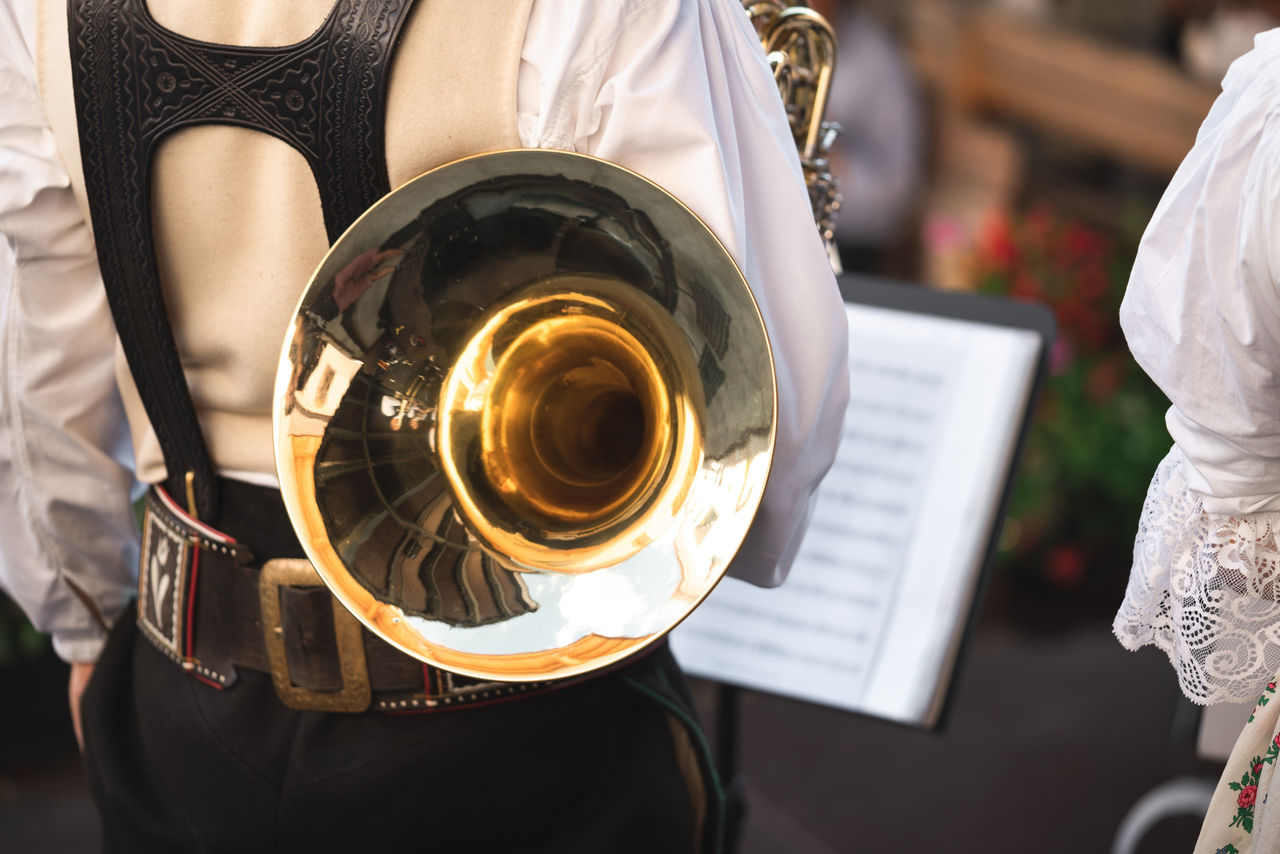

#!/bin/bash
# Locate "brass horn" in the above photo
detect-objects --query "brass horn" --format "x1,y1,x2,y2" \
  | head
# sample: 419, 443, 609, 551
273, 150, 776, 681
746, 0, 843, 271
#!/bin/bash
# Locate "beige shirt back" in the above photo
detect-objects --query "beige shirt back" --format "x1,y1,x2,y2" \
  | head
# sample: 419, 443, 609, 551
36, 0, 531, 483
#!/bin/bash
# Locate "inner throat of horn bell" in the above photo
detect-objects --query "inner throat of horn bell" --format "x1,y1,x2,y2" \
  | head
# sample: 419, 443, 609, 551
482, 318, 671, 531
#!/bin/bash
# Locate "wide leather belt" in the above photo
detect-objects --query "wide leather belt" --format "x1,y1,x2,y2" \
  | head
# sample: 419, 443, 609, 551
135, 485, 557, 713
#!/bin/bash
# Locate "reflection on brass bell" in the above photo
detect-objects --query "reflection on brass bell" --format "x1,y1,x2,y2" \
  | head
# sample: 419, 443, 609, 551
274, 150, 776, 681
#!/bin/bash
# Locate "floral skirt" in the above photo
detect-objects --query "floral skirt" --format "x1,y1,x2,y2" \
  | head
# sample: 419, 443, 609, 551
1198, 680, 1280, 852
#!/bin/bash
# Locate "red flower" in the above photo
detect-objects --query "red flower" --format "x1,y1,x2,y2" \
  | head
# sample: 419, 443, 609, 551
1075, 264, 1109, 302
1239, 785, 1258, 808
978, 214, 1019, 273
1024, 207, 1053, 244
1254, 762, 1264, 776
1274, 733, 1280, 749
1060, 223, 1109, 263
1047, 544, 1087, 587
1085, 358, 1125, 403
1269, 682, 1276, 691
1011, 272, 1041, 300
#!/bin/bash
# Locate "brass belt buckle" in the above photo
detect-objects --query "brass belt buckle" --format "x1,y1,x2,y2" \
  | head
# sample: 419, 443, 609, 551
259, 558, 372, 713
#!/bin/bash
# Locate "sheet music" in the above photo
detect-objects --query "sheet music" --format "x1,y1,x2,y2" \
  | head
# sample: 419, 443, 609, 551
670, 301, 1042, 726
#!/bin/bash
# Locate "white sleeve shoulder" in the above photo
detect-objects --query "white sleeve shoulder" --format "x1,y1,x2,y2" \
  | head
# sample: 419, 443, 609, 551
519, 0, 848, 587
0, 1, 139, 662
1119, 39, 1280, 515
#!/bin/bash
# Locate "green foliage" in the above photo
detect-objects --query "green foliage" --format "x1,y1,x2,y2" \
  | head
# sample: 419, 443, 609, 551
972, 206, 1169, 589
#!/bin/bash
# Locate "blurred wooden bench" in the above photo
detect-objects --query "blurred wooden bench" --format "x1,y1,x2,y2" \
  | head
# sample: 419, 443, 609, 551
904, 0, 1219, 175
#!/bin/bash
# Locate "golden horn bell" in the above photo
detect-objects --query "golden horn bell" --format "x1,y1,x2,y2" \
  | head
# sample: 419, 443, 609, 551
273, 150, 776, 681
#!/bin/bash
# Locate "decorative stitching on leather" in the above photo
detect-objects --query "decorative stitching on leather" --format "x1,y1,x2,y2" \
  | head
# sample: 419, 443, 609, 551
137, 504, 189, 657
372, 679, 553, 711
68, 0, 416, 521
136, 493, 242, 684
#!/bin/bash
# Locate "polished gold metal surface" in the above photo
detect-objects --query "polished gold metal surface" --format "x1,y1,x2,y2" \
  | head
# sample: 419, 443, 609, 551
274, 150, 776, 681
746, 0, 843, 270
437, 276, 706, 574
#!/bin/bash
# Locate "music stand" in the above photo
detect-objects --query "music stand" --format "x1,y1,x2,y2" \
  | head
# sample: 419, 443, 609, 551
673, 274, 1054, 850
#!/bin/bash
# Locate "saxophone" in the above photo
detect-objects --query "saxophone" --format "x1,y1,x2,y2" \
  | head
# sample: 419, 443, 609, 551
745, 1, 843, 272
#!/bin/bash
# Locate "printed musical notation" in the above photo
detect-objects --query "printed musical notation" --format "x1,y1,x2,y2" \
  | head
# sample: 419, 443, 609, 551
671, 301, 1042, 726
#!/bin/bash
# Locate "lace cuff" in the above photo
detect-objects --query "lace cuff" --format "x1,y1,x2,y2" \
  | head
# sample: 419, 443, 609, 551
1114, 446, 1280, 705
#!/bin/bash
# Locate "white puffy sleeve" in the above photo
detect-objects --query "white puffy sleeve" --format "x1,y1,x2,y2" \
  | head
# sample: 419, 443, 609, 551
517, 0, 849, 587
1114, 31, 1280, 704
0, 0, 139, 663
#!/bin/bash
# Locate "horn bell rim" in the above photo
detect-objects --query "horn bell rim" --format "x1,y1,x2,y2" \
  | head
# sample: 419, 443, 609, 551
273, 149, 777, 681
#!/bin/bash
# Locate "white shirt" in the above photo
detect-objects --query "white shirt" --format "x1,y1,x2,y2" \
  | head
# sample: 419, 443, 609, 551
1116, 28, 1280, 704
0, 0, 849, 662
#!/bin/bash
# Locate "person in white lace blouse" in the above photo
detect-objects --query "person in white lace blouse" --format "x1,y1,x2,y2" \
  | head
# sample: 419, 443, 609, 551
1116, 26, 1280, 708
1116, 25, 1280, 853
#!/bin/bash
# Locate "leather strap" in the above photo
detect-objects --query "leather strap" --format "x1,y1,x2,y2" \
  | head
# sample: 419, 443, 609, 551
67, 0, 417, 520
137, 484, 563, 712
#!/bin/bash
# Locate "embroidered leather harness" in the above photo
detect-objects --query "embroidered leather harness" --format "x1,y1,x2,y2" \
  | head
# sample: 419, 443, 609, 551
69, 0, 413, 520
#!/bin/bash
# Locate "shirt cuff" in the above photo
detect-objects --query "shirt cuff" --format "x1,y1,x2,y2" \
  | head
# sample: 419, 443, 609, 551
51, 627, 109, 664
1114, 444, 1280, 704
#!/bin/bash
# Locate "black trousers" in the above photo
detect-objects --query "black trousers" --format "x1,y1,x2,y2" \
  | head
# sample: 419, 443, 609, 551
80, 604, 721, 853
80, 478, 722, 852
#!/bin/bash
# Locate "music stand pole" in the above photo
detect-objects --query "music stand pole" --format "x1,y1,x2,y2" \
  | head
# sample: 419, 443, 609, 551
717, 682, 747, 853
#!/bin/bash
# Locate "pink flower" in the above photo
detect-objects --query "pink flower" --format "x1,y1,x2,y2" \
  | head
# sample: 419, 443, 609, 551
1239, 785, 1258, 809
1049, 337, 1076, 376
923, 215, 966, 253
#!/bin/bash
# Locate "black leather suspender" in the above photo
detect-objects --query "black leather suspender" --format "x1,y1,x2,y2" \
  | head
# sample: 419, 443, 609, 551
68, 0, 416, 521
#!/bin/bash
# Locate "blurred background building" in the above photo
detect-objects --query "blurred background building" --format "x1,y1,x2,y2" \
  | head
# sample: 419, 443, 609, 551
6, 1, 1280, 851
